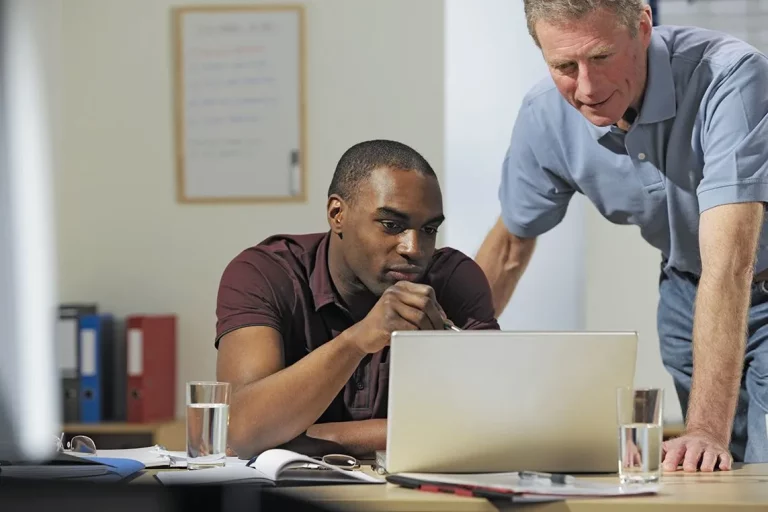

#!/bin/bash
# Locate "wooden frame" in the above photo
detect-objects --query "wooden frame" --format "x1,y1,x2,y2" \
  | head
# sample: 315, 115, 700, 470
172, 4, 307, 204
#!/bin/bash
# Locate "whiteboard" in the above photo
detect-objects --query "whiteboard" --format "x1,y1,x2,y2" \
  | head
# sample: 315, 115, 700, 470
173, 5, 305, 202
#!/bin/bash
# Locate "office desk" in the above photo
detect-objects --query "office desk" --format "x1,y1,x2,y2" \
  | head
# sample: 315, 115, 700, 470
137, 464, 768, 512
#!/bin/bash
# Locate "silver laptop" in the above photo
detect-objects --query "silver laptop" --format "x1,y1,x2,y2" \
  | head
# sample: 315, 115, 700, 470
383, 331, 638, 474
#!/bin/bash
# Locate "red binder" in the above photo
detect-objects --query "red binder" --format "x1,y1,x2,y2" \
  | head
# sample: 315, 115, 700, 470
126, 314, 177, 423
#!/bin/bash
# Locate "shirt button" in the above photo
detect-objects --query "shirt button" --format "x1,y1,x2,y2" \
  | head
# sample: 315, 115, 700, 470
356, 381, 364, 390
638, 153, 647, 160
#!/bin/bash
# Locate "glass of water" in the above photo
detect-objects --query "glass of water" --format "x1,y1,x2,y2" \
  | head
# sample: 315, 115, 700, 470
186, 381, 231, 470
616, 387, 663, 484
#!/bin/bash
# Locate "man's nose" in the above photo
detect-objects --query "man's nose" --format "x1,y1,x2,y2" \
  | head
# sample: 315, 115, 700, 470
576, 64, 600, 99
397, 231, 425, 260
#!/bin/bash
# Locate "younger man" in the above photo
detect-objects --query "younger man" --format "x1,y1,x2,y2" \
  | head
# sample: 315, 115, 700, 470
215, 140, 499, 457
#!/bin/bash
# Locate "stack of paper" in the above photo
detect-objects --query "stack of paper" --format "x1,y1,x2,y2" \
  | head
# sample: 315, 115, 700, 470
70, 446, 251, 469
69, 445, 178, 468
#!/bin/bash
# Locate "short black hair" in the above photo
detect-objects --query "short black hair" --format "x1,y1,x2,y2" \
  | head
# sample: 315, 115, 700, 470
328, 140, 437, 202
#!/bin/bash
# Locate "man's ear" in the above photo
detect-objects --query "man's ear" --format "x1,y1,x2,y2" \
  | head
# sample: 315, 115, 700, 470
327, 194, 345, 238
639, 4, 653, 47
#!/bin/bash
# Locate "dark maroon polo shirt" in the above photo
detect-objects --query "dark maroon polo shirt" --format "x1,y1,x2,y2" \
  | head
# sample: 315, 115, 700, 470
215, 231, 499, 424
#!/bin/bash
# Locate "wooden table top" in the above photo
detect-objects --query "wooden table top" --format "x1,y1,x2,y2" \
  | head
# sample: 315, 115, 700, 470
274, 463, 768, 512
136, 463, 768, 512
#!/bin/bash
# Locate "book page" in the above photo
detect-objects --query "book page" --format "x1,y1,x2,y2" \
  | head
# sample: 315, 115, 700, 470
253, 449, 383, 483
154, 465, 273, 486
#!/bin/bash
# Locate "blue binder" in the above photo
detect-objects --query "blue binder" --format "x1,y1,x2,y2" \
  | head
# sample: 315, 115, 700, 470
78, 313, 115, 423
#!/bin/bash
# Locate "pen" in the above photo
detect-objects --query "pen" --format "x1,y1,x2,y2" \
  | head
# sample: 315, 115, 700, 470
518, 471, 576, 485
444, 321, 461, 332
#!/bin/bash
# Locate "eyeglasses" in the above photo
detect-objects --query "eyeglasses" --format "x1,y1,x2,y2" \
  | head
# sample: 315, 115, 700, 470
54, 432, 97, 454
317, 453, 359, 471
301, 453, 360, 471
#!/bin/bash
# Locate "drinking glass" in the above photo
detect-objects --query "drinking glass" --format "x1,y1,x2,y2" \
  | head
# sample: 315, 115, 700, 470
186, 381, 230, 470
617, 387, 663, 484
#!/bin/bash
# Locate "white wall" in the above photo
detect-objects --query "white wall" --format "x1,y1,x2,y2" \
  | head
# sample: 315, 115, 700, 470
444, 0, 586, 331
659, 0, 768, 52
58, 0, 444, 417
585, 208, 681, 422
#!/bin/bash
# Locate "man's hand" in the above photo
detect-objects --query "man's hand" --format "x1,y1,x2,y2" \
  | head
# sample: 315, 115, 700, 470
345, 281, 445, 354
679, 202, 763, 473
620, 437, 643, 469
662, 432, 733, 472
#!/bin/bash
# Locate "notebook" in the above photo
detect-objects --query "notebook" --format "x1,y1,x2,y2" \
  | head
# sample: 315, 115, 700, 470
155, 449, 384, 486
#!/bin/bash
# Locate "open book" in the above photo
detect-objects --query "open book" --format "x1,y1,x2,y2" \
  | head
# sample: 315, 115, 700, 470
386, 472, 660, 502
155, 449, 384, 486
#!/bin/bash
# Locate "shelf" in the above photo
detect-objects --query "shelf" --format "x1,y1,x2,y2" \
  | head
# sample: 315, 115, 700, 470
62, 419, 186, 451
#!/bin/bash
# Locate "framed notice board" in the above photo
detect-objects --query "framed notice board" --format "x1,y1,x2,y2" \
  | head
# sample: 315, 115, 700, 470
172, 5, 306, 203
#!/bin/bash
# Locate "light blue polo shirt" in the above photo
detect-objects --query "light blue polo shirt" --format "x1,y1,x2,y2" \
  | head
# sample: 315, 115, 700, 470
500, 25, 768, 276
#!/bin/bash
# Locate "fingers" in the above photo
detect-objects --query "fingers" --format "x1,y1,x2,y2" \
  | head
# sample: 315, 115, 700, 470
388, 297, 434, 331
682, 442, 703, 472
699, 450, 718, 472
388, 282, 443, 329
661, 434, 732, 473
662, 441, 685, 472
391, 280, 434, 295
718, 451, 733, 471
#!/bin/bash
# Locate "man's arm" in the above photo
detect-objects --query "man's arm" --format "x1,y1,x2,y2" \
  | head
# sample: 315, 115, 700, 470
217, 326, 366, 457
218, 281, 447, 458
306, 420, 386, 457
475, 216, 537, 316
662, 202, 764, 472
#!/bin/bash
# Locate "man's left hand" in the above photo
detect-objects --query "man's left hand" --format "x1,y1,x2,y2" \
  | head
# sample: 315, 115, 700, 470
661, 432, 733, 472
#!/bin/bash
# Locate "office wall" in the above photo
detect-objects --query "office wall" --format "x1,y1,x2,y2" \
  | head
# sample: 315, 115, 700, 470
658, 0, 768, 52
584, 209, 681, 421
57, 0, 444, 417
444, 0, 587, 332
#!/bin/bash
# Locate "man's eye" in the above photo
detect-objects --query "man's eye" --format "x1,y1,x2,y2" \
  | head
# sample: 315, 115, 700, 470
593, 54, 610, 61
556, 63, 576, 73
424, 226, 439, 235
380, 221, 403, 233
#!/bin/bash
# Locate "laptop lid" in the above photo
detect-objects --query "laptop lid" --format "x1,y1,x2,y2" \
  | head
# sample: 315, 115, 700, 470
385, 331, 638, 474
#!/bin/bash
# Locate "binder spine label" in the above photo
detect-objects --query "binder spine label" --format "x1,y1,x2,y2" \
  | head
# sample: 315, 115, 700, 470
80, 328, 97, 376
128, 328, 143, 376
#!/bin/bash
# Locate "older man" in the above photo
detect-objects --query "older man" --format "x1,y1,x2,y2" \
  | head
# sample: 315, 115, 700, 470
476, 0, 768, 471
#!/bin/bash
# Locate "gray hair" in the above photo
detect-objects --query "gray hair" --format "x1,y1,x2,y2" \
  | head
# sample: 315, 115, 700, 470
524, 0, 647, 47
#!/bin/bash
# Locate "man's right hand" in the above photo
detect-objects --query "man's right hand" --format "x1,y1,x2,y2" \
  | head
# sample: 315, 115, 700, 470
346, 281, 445, 354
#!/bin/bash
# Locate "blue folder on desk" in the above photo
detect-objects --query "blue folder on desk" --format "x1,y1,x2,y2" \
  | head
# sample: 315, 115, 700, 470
0, 455, 144, 482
